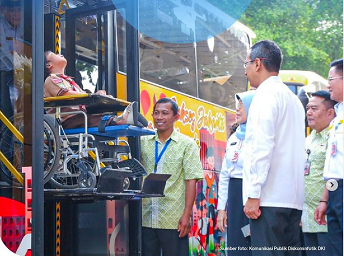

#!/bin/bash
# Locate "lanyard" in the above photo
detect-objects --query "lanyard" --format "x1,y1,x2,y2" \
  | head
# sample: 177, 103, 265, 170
154, 138, 172, 173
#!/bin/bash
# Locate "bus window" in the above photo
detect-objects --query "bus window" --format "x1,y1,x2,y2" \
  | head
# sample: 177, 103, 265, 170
287, 84, 299, 94
116, 9, 127, 73
140, 35, 198, 97
197, 23, 250, 109
74, 14, 102, 92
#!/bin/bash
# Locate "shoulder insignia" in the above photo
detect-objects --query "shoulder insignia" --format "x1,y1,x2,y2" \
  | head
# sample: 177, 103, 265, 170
50, 77, 64, 84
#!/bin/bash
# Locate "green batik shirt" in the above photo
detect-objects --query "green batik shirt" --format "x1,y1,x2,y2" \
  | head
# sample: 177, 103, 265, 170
301, 128, 328, 233
141, 129, 203, 230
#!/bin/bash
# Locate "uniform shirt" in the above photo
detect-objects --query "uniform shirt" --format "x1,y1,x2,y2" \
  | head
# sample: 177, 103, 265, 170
242, 76, 305, 210
301, 128, 328, 233
0, 16, 24, 71
218, 133, 245, 210
141, 130, 203, 229
44, 74, 85, 122
323, 102, 343, 180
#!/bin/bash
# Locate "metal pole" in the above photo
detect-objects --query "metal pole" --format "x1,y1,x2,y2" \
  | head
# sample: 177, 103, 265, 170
126, 1, 141, 256
32, 0, 44, 255
105, 10, 116, 96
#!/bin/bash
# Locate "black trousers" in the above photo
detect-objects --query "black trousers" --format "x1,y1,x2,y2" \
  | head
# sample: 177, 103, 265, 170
142, 227, 189, 256
250, 207, 302, 256
227, 178, 251, 255
327, 179, 343, 256
303, 232, 332, 256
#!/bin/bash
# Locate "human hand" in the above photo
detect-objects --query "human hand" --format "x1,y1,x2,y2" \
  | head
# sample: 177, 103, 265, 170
244, 198, 261, 219
95, 90, 107, 96
178, 213, 191, 237
314, 202, 327, 225
217, 210, 227, 233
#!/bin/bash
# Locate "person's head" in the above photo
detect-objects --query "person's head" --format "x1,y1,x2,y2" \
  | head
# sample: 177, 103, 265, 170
152, 98, 179, 133
205, 147, 214, 170
195, 193, 207, 217
44, 51, 67, 77
327, 58, 343, 103
235, 90, 256, 124
306, 90, 336, 133
245, 40, 283, 88
1, 0, 21, 28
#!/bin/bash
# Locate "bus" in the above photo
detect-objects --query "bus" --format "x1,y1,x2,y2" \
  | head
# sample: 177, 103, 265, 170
279, 70, 328, 96
0, 1, 255, 255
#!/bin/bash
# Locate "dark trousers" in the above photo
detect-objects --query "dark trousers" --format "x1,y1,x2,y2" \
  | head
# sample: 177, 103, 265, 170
250, 207, 302, 256
62, 114, 103, 128
303, 232, 332, 256
227, 178, 251, 255
142, 227, 189, 256
327, 180, 343, 256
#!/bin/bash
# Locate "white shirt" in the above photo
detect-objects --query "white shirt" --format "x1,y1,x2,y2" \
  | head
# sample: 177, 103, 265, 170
218, 133, 245, 210
323, 102, 343, 180
242, 76, 305, 210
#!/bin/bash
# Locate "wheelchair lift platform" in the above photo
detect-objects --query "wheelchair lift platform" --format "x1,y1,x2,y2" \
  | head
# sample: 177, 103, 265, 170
63, 124, 155, 138
44, 173, 171, 202
44, 188, 164, 202
44, 94, 130, 114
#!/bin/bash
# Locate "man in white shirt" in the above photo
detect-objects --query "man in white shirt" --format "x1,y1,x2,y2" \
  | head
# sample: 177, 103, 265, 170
314, 58, 343, 256
242, 40, 305, 256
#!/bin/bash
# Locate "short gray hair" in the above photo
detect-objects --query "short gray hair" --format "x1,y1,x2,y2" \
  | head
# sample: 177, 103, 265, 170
250, 40, 283, 73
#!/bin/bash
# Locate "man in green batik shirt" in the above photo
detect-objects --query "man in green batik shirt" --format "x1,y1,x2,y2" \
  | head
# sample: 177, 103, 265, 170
302, 91, 336, 256
140, 98, 203, 256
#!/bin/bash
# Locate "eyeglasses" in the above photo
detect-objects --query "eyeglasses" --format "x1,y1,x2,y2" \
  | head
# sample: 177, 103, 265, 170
328, 76, 343, 82
243, 60, 254, 69
243, 58, 266, 69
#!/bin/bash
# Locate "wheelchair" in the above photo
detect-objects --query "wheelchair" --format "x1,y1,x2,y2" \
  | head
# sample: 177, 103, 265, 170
0, 102, 152, 189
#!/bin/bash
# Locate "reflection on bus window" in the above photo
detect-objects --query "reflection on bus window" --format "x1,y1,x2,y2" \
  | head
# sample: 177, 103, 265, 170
198, 24, 250, 109
116, 9, 126, 73
140, 35, 197, 97
138, 21, 251, 109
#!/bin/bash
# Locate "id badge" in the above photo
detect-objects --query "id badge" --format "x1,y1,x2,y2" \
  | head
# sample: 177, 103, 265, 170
331, 141, 337, 156
304, 160, 311, 176
231, 151, 239, 163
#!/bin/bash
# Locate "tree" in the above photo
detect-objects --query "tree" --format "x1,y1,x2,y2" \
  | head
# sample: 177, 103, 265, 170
238, 0, 343, 78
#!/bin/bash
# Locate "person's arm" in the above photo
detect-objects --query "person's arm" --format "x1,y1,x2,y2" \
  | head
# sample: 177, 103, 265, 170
179, 138, 203, 237
178, 179, 197, 237
244, 93, 277, 219
61, 90, 86, 96
314, 186, 329, 225
217, 138, 232, 232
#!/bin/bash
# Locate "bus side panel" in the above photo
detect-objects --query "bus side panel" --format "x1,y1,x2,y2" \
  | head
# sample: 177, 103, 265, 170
139, 80, 236, 256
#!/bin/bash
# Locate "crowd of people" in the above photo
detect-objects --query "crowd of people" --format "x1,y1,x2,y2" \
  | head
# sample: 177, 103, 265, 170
136, 40, 342, 256
217, 41, 342, 256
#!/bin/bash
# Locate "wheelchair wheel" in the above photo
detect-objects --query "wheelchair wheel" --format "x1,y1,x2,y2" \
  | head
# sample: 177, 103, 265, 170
43, 115, 62, 183
78, 171, 97, 188
49, 157, 97, 189
0, 114, 61, 185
